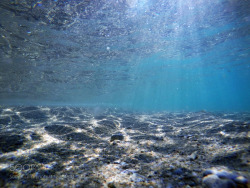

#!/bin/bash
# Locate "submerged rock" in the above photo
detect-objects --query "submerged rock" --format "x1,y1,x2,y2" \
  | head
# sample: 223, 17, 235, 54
188, 151, 198, 161
202, 168, 248, 188
234, 176, 249, 185
107, 182, 116, 188
0, 134, 26, 152
110, 133, 124, 142
202, 174, 236, 188
30, 132, 41, 140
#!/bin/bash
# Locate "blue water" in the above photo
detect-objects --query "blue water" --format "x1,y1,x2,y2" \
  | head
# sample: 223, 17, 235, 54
0, 0, 249, 112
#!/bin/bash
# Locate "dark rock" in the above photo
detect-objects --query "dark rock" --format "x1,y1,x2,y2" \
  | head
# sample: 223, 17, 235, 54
121, 163, 133, 170
202, 174, 237, 188
0, 134, 26, 152
0, 169, 15, 186
203, 169, 214, 177
110, 133, 124, 142
203, 168, 249, 187
188, 151, 198, 160
108, 182, 116, 188
216, 171, 238, 180
30, 132, 41, 140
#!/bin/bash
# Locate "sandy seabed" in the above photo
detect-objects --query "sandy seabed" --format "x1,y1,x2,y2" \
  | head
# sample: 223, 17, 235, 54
0, 106, 249, 187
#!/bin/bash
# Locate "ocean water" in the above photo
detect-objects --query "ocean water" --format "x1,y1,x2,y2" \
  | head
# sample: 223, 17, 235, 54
0, 0, 249, 112
0, 0, 250, 187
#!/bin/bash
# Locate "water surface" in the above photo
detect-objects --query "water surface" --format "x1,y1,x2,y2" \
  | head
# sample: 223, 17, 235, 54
0, 0, 249, 111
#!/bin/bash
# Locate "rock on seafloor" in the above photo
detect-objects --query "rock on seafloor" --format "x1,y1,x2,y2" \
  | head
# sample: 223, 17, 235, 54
0, 134, 26, 152
202, 168, 249, 188
110, 133, 124, 142
202, 174, 237, 188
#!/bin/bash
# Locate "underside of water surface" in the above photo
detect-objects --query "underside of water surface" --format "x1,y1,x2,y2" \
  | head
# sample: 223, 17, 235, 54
0, 0, 249, 112
0, 1, 250, 187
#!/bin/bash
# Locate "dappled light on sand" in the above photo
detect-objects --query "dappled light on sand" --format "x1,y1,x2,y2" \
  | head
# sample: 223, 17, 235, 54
0, 107, 249, 187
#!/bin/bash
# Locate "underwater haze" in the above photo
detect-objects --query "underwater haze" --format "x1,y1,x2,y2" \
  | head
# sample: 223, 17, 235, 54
0, 0, 250, 112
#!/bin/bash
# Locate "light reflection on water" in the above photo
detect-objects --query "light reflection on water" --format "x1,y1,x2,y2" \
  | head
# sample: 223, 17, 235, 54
0, 0, 249, 111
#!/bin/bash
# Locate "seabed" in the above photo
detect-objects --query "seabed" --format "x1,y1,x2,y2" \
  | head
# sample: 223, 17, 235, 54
0, 106, 249, 187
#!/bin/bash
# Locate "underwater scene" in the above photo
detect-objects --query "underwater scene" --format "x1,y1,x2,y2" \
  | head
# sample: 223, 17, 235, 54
0, 0, 249, 187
